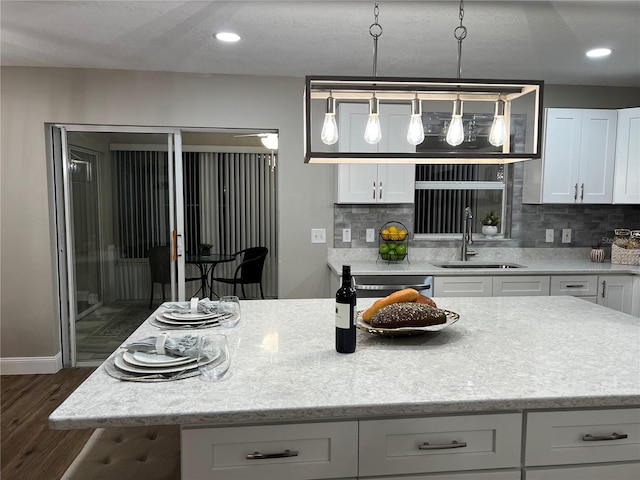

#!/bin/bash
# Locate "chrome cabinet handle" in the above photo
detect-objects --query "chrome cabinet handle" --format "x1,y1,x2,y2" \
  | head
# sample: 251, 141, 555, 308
581, 183, 585, 200
602, 280, 606, 298
574, 183, 578, 200
583, 433, 628, 442
379, 181, 383, 200
418, 440, 467, 450
566, 284, 585, 288
246, 449, 298, 460
355, 283, 432, 291
372, 182, 376, 200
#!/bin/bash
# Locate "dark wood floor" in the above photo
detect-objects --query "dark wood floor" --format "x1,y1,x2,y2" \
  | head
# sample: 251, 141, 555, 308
1, 368, 96, 480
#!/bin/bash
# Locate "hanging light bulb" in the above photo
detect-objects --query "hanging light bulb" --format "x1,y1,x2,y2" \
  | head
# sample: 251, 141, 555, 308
364, 96, 382, 144
489, 99, 507, 147
320, 96, 339, 145
406, 96, 425, 146
446, 98, 464, 146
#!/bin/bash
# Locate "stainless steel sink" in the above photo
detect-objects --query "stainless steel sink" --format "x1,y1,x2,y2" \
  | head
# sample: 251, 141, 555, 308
432, 262, 526, 269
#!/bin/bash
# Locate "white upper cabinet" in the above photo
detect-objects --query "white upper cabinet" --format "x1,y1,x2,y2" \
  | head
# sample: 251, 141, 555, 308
613, 107, 640, 204
523, 108, 617, 204
337, 103, 415, 203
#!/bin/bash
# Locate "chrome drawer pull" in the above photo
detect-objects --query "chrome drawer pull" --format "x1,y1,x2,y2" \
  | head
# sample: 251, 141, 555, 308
583, 433, 628, 442
418, 440, 467, 450
566, 284, 585, 288
246, 449, 299, 460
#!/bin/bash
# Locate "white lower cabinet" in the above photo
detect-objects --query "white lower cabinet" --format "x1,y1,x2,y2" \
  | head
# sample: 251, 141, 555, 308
597, 275, 635, 315
433, 276, 492, 297
181, 421, 358, 480
493, 276, 550, 296
358, 413, 522, 477
363, 471, 521, 480
524, 462, 640, 480
525, 409, 640, 468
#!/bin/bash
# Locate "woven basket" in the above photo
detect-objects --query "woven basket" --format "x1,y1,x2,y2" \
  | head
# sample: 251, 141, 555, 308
611, 244, 640, 266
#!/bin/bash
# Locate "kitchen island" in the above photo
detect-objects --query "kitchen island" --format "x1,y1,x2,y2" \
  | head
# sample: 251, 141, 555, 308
50, 296, 640, 479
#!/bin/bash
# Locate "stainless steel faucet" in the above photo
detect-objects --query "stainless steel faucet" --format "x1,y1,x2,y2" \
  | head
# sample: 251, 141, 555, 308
461, 207, 477, 261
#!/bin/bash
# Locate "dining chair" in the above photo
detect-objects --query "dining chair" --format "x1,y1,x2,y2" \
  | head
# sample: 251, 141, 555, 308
148, 246, 199, 308
210, 247, 268, 299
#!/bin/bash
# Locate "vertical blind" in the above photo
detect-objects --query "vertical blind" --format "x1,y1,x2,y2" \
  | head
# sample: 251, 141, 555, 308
114, 150, 277, 300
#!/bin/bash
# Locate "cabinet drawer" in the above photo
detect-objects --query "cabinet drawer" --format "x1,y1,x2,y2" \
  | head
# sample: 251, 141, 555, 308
361, 470, 521, 480
524, 461, 640, 480
359, 413, 522, 477
434, 277, 492, 297
181, 421, 358, 480
525, 408, 640, 467
550, 275, 598, 296
493, 276, 550, 296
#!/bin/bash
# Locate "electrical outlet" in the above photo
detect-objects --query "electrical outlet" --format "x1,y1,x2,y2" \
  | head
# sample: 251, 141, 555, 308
562, 228, 572, 244
311, 228, 326, 244
342, 228, 351, 243
546, 229, 554, 243
366, 228, 375, 242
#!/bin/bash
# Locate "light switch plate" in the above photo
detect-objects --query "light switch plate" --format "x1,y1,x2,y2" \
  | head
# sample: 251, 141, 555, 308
546, 229, 554, 243
366, 228, 375, 242
562, 228, 572, 243
342, 228, 351, 243
311, 228, 326, 244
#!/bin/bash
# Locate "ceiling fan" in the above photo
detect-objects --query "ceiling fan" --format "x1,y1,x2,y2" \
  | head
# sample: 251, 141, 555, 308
234, 132, 278, 150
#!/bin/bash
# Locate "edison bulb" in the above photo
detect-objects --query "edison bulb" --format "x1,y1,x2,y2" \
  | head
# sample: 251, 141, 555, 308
446, 116, 464, 146
407, 114, 425, 146
321, 113, 339, 145
489, 115, 507, 147
364, 114, 382, 144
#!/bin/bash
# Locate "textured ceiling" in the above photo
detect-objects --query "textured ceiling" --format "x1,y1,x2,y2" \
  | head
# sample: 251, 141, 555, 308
1, 1, 639, 87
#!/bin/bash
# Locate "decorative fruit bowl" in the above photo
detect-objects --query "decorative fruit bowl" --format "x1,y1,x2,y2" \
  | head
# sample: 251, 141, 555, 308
378, 221, 409, 263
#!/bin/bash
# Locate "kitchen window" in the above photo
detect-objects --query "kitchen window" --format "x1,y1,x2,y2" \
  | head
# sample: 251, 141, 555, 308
414, 164, 507, 237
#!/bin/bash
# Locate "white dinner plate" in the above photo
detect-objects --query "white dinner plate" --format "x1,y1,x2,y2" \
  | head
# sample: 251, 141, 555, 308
155, 315, 220, 326
122, 351, 197, 367
163, 310, 221, 321
114, 350, 219, 374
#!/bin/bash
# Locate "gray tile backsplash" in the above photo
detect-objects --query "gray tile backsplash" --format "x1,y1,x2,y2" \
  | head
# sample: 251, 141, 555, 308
334, 162, 640, 249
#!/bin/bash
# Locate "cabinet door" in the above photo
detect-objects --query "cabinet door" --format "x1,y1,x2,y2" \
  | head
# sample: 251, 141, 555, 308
434, 276, 493, 297
542, 109, 582, 203
493, 275, 550, 296
613, 107, 640, 204
524, 462, 640, 480
338, 164, 379, 203
377, 164, 415, 203
597, 275, 634, 314
578, 109, 617, 203
338, 103, 378, 153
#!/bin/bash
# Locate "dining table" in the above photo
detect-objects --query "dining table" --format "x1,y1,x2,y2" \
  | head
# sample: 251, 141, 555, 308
185, 253, 235, 298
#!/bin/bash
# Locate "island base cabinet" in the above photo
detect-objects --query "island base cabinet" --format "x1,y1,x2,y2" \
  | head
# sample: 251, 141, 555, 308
524, 461, 640, 480
525, 409, 640, 467
360, 470, 521, 480
358, 413, 522, 477
180, 421, 358, 480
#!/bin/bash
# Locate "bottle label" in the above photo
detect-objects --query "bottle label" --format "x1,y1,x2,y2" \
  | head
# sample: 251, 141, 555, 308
335, 303, 352, 329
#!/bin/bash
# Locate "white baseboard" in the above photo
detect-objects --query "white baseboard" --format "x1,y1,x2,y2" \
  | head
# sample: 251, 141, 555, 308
0, 352, 63, 375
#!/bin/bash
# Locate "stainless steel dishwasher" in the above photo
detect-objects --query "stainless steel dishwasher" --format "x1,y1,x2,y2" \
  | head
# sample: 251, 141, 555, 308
352, 275, 434, 298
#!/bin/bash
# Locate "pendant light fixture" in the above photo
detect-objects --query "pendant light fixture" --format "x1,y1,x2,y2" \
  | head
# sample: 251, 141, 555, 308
320, 95, 339, 145
488, 98, 507, 147
365, 0, 383, 145
445, 0, 468, 147
407, 95, 425, 146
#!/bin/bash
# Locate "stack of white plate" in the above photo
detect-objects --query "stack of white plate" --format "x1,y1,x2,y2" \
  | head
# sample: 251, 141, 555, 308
151, 309, 229, 329
110, 349, 219, 380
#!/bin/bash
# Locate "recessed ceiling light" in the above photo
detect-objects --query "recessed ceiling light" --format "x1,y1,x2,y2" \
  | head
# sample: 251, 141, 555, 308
586, 48, 612, 58
214, 32, 241, 43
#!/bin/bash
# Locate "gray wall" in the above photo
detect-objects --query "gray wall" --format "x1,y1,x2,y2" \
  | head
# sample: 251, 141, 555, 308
335, 84, 640, 251
0, 67, 335, 361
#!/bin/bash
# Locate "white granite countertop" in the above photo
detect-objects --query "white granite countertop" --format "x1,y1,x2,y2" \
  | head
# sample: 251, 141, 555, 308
50, 296, 640, 430
327, 247, 640, 276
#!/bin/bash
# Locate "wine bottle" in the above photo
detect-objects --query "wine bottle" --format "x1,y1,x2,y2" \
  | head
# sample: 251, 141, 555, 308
335, 265, 356, 353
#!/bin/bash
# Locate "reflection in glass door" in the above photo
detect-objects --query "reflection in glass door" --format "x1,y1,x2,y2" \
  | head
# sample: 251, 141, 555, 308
69, 146, 103, 319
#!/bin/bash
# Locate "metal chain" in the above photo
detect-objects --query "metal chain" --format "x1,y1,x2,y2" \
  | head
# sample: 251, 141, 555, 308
454, 0, 467, 79
369, 0, 383, 77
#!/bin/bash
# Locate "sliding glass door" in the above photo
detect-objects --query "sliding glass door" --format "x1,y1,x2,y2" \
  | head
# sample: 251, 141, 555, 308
53, 126, 187, 366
